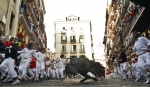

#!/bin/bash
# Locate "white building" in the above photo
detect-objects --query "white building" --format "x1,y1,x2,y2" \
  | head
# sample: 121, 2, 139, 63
54, 15, 94, 60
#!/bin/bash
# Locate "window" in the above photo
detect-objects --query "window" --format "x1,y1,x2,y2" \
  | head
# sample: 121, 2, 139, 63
70, 56, 77, 58
9, 13, 14, 30
71, 45, 76, 52
70, 35, 76, 42
61, 36, 67, 42
79, 35, 85, 42
80, 44, 84, 50
62, 45, 66, 52
80, 44, 85, 52
61, 27, 66, 33
70, 27, 75, 32
79, 35, 84, 39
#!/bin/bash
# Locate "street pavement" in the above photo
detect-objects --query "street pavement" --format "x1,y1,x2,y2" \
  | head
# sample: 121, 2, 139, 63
0, 78, 150, 87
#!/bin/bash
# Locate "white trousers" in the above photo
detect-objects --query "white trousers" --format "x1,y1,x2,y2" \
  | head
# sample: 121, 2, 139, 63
36, 62, 45, 80
18, 61, 25, 79
113, 67, 120, 78
127, 68, 132, 78
58, 67, 64, 78
22, 58, 34, 78
0, 58, 17, 78
137, 52, 150, 78
45, 67, 51, 77
120, 62, 127, 79
56, 68, 60, 79
51, 69, 56, 78
132, 63, 136, 77
132, 63, 141, 79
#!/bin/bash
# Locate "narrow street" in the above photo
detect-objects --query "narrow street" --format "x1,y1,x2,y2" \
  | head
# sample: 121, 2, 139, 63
0, 78, 149, 87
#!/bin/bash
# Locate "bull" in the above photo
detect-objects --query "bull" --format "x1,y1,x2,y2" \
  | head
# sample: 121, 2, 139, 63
64, 58, 105, 82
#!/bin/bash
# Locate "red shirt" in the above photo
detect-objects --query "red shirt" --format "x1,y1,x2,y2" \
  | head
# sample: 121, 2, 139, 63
30, 58, 36, 68
4, 40, 10, 47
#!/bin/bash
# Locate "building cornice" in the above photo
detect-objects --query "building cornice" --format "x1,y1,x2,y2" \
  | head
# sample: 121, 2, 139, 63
54, 20, 91, 24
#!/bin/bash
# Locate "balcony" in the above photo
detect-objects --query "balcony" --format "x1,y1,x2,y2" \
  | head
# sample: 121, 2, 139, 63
79, 49, 85, 53
61, 40, 67, 44
33, 0, 40, 11
19, 9, 31, 34
61, 50, 67, 54
70, 39, 76, 43
28, 7, 38, 24
70, 49, 76, 54
79, 39, 85, 43
122, 7, 145, 38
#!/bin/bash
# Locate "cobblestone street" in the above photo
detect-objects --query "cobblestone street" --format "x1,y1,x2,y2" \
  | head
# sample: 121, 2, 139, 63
0, 78, 150, 87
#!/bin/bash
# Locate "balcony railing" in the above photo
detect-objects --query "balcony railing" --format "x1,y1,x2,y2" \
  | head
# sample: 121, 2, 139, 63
61, 40, 67, 42
79, 49, 85, 53
61, 50, 67, 53
32, 8, 39, 21
122, 7, 144, 38
70, 49, 76, 53
70, 39, 76, 43
61, 40, 67, 44
22, 10, 31, 29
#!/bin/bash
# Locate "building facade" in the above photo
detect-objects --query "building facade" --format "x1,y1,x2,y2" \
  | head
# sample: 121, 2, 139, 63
0, 0, 21, 39
18, 0, 47, 48
54, 15, 94, 60
103, 0, 150, 69
0, 0, 47, 49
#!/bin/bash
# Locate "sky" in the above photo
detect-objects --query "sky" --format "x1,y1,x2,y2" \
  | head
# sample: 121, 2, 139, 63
44, 0, 107, 59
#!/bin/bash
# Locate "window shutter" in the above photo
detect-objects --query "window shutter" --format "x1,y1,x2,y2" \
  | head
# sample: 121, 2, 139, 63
64, 45, 66, 51
73, 36, 75, 40
66, 36, 67, 41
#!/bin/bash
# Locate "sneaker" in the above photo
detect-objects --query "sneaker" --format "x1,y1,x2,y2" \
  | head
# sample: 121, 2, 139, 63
145, 78, 150, 84
1, 76, 6, 80
3, 77, 10, 82
12, 80, 20, 85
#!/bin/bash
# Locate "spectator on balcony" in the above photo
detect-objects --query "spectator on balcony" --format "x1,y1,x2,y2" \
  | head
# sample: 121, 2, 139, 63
20, 1, 26, 14
30, 22, 34, 32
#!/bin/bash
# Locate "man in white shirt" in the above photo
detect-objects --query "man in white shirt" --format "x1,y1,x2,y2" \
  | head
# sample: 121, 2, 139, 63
45, 57, 51, 79
130, 31, 150, 84
17, 53, 25, 79
56, 55, 65, 80
18, 43, 36, 82
36, 48, 46, 81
